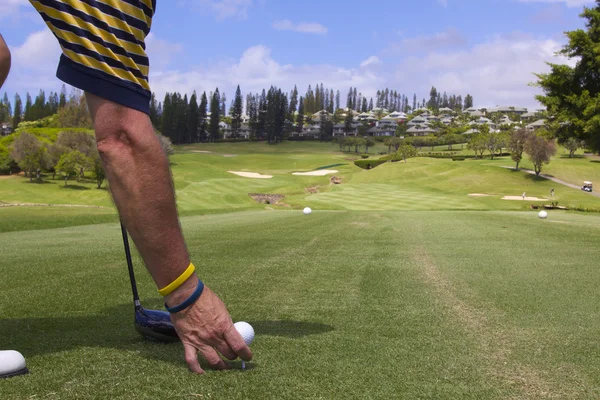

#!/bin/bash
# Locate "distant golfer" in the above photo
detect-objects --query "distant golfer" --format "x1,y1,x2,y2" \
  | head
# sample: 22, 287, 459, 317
0, 0, 251, 378
522, 192, 526, 200
550, 188, 555, 197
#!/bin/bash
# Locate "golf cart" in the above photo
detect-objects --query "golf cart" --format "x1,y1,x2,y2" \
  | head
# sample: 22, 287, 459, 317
582, 181, 593, 192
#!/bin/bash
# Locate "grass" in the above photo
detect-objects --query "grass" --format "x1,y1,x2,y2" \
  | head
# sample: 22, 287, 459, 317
2, 211, 600, 398
2, 141, 600, 398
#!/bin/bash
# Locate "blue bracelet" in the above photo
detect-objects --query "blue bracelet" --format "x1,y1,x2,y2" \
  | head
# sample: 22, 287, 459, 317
164, 278, 205, 314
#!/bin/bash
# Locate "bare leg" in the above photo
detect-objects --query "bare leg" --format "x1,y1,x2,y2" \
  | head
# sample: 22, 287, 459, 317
0, 34, 11, 89
85, 93, 189, 288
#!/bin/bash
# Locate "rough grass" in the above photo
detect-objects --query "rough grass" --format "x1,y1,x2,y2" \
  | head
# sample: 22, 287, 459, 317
2, 210, 600, 399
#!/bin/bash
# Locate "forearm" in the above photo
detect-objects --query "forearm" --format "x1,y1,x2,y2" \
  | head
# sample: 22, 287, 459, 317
86, 93, 191, 290
0, 34, 11, 89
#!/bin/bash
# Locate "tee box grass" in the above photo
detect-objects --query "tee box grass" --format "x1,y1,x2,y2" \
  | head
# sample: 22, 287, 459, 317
1, 141, 600, 398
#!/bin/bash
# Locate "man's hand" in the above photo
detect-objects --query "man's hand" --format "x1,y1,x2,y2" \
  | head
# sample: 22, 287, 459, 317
165, 277, 253, 374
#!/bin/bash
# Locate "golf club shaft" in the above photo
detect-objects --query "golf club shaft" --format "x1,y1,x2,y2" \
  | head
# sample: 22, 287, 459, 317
120, 222, 141, 308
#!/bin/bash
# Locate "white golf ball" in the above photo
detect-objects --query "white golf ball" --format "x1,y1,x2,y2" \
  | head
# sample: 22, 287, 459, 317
538, 210, 548, 219
303, 207, 312, 215
234, 321, 255, 345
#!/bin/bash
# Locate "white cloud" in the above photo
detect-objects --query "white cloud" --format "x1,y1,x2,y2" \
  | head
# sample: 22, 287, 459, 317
149, 45, 383, 102
272, 20, 328, 35
146, 34, 184, 70
188, 0, 254, 20
360, 56, 382, 68
397, 28, 467, 52
0, 0, 28, 19
514, 0, 594, 7
393, 33, 576, 109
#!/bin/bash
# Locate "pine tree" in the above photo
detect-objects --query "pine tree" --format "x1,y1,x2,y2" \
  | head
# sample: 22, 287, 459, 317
352, 88, 358, 111
187, 92, 199, 143
220, 92, 227, 116
24, 93, 33, 121
368, 98, 373, 111
198, 92, 208, 142
412, 94, 417, 111
209, 89, 221, 142
464, 94, 473, 109
161, 93, 173, 141
362, 97, 368, 112
346, 87, 353, 110
13, 94, 22, 127
297, 96, 305, 133
289, 85, 298, 119
59, 85, 67, 109
149, 93, 159, 128
231, 85, 243, 138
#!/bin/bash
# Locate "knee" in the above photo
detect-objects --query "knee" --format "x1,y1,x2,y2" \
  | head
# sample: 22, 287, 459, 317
94, 111, 160, 160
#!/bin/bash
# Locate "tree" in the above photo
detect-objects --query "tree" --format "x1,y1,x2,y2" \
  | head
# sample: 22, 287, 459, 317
198, 92, 208, 142
468, 133, 488, 159
564, 137, 583, 158
486, 131, 507, 160
13, 94, 22, 128
397, 143, 418, 163
508, 128, 532, 170
89, 147, 105, 189
56, 150, 87, 186
353, 137, 366, 153
209, 89, 221, 141
534, 2, 600, 152
343, 108, 354, 135
58, 92, 92, 128
59, 84, 67, 109
297, 96, 305, 134
525, 134, 557, 176
187, 92, 199, 143
231, 85, 243, 139
23, 93, 32, 121
289, 85, 298, 118
10, 133, 51, 181
364, 137, 375, 153
464, 94, 473, 109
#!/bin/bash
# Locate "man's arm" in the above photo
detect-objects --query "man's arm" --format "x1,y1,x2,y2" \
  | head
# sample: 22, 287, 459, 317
0, 34, 11, 89
85, 94, 252, 373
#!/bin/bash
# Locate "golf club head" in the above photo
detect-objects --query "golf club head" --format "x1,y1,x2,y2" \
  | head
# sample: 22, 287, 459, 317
134, 306, 179, 343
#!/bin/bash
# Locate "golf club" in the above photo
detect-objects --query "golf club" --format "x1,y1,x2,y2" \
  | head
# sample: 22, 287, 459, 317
120, 223, 179, 343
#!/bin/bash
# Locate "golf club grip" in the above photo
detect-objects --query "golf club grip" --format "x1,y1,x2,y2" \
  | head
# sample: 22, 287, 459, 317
120, 222, 140, 304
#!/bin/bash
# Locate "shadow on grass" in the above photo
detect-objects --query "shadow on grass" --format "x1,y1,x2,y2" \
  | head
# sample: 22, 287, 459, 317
250, 320, 334, 338
524, 173, 549, 182
590, 160, 600, 164
22, 179, 56, 185
60, 184, 91, 190
0, 304, 333, 370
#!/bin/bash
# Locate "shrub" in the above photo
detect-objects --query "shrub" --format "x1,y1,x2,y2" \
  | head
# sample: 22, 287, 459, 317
361, 154, 369, 159
452, 156, 466, 161
354, 159, 388, 170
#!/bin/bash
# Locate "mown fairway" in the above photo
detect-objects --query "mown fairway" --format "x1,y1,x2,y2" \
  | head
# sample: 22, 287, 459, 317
2, 142, 600, 399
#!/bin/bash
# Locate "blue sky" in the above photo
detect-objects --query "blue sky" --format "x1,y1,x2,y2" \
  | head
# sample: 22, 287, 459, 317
0, 0, 593, 110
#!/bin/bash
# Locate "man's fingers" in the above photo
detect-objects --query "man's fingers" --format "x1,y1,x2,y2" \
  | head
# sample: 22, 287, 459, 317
224, 326, 253, 361
214, 341, 237, 361
183, 344, 204, 375
198, 344, 231, 370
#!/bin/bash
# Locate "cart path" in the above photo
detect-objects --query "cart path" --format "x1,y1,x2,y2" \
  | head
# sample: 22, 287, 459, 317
501, 166, 600, 198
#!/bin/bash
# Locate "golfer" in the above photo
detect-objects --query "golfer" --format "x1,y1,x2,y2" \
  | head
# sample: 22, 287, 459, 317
0, 0, 251, 378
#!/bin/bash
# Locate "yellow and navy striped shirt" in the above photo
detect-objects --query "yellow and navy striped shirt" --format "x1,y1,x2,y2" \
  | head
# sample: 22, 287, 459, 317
30, 0, 156, 114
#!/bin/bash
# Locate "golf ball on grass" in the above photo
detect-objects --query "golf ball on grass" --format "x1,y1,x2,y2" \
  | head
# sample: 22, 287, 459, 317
538, 210, 548, 219
234, 321, 254, 370
303, 207, 312, 215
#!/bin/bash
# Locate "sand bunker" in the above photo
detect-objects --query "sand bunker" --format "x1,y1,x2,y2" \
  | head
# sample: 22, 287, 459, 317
228, 171, 273, 179
292, 169, 338, 176
468, 193, 492, 197
191, 150, 212, 153
502, 196, 547, 201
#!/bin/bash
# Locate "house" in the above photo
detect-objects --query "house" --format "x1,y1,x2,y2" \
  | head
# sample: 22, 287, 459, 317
367, 126, 396, 137
311, 109, 332, 123
386, 111, 407, 120
487, 106, 528, 115
469, 110, 485, 118
520, 112, 538, 121
332, 122, 359, 137
377, 117, 398, 127
1, 123, 12, 136
407, 116, 428, 127
223, 124, 251, 139
438, 107, 454, 113
357, 112, 371, 121
299, 124, 321, 138
526, 119, 546, 131
441, 118, 453, 125
463, 107, 479, 113
407, 125, 436, 136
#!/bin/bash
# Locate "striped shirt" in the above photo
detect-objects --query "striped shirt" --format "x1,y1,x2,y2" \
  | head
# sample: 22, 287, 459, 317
31, 0, 156, 114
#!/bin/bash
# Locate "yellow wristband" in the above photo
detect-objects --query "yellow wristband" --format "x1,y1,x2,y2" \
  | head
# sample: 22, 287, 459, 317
158, 263, 196, 297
